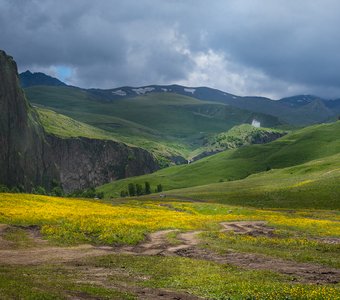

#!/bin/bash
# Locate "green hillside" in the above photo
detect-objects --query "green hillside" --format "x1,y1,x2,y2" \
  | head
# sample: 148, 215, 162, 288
166, 153, 340, 209
190, 124, 286, 160
37, 108, 120, 142
97, 121, 340, 198
26, 86, 282, 164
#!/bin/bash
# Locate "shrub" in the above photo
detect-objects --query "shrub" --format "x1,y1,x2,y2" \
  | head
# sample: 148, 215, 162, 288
120, 190, 128, 197
11, 186, 20, 193
0, 184, 9, 192
96, 191, 104, 199
51, 186, 64, 197
145, 182, 151, 194
35, 186, 46, 195
136, 184, 143, 196
128, 183, 136, 196
156, 184, 163, 193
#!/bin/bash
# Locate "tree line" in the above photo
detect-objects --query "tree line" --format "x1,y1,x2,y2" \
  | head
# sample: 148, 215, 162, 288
0, 183, 104, 199
120, 182, 163, 197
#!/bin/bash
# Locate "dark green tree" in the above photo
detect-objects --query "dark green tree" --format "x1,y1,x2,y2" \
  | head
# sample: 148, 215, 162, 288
156, 184, 163, 193
128, 183, 136, 196
144, 182, 151, 194
136, 183, 143, 196
120, 190, 128, 197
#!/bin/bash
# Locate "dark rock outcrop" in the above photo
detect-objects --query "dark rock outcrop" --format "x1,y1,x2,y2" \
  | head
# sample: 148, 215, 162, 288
46, 136, 158, 193
0, 50, 158, 192
0, 50, 58, 189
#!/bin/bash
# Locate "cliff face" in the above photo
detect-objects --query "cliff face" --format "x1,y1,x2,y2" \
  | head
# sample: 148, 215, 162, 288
46, 136, 158, 193
0, 50, 158, 192
0, 50, 58, 189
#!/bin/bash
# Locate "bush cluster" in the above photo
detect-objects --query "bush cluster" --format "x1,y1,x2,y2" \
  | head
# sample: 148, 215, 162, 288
68, 187, 104, 199
120, 182, 162, 197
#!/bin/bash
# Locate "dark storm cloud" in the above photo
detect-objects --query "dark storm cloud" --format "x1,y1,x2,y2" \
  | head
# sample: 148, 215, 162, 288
1, 0, 340, 98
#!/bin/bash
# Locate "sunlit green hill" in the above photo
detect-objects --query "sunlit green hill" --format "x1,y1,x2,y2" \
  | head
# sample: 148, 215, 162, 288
97, 121, 340, 199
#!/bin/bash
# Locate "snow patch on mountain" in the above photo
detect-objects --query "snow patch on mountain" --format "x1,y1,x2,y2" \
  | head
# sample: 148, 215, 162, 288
184, 88, 196, 94
112, 89, 127, 96
132, 87, 155, 95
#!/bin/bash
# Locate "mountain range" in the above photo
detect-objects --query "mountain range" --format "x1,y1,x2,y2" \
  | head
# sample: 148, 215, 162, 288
20, 70, 340, 126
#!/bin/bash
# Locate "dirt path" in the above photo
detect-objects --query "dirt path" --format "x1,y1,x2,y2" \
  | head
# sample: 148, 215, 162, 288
0, 222, 339, 285
120, 229, 203, 255
72, 266, 203, 300
220, 221, 275, 236
175, 247, 340, 284
0, 224, 11, 248
0, 244, 117, 265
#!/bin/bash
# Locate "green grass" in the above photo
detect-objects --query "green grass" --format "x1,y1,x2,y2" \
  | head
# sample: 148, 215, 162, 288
1, 255, 338, 300
26, 86, 279, 138
201, 229, 340, 268
37, 108, 121, 142
0, 264, 135, 300
189, 123, 286, 159
1, 226, 38, 249
82, 255, 339, 300
0, 194, 339, 299
26, 86, 281, 163
36, 106, 192, 165
165, 153, 340, 209
98, 121, 340, 199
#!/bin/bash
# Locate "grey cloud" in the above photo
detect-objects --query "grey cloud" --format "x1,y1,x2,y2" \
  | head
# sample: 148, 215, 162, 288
1, 0, 340, 98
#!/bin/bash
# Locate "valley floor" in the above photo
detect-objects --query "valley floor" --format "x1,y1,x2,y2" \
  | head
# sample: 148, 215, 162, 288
0, 194, 339, 299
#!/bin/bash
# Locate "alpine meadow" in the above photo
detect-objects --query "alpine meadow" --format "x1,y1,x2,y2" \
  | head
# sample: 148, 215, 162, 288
0, 1, 340, 299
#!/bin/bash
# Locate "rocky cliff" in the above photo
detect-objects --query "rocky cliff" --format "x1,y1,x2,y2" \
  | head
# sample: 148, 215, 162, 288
0, 50, 158, 192
0, 50, 58, 190
46, 136, 158, 193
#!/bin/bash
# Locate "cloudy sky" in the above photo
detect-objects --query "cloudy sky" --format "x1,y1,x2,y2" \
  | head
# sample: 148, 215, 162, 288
1, 0, 340, 99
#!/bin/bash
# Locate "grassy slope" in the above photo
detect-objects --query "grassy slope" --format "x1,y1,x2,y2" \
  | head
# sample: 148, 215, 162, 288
0, 194, 339, 299
98, 121, 340, 198
26, 86, 281, 161
189, 123, 286, 159
37, 107, 121, 142
166, 153, 340, 209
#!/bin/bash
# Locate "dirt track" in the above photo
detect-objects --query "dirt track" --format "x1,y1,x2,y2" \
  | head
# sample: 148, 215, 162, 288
0, 222, 339, 285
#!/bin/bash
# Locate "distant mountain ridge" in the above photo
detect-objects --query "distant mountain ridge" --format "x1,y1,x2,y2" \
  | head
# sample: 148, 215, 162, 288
77, 84, 340, 125
20, 70, 340, 125
19, 70, 67, 88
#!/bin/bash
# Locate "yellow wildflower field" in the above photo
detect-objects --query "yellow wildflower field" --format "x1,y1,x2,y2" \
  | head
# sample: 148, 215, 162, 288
0, 193, 230, 244
0, 193, 339, 246
0, 193, 339, 299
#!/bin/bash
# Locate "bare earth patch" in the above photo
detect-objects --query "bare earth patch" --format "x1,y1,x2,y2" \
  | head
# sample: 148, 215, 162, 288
0, 224, 12, 248
0, 222, 339, 285
70, 266, 203, 300
220, 221, 275, 236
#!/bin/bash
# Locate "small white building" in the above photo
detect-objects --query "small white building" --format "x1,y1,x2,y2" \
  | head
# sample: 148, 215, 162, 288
252, 119, 261, 128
